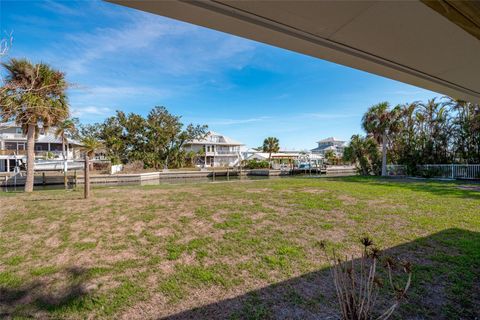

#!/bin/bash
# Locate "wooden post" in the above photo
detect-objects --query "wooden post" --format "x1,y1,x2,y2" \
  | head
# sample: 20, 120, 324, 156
84, 156, 90, 199
238, 153, 242, 178
74, 170, 77, 189
42, 172, 46, 186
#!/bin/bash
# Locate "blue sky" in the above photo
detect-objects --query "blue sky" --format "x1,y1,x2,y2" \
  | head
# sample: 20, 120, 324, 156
1, 0, 439, 150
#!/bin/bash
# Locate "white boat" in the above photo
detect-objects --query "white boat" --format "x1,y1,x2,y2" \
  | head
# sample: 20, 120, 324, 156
34, 160, 84, 171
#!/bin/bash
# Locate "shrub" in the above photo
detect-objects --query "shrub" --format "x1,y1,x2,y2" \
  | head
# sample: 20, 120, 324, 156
243, 159, 270, 169
122, 160, 146, 173
418, 167, 444, 178
320, 237, 412, 320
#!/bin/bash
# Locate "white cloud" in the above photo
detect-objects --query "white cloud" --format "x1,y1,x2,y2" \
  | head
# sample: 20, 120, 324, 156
59, 12, 255, 77
74, 85, 170, 97
71, 106, 112, 118
39, 0, 83, 17
208, 116, 272, 126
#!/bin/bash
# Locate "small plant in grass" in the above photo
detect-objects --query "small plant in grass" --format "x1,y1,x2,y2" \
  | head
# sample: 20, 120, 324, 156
320, 237, 412, 320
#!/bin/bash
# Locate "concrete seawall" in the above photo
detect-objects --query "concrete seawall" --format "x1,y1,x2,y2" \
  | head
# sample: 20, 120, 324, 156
75, 169, 291, 185
1, 167, 356, 187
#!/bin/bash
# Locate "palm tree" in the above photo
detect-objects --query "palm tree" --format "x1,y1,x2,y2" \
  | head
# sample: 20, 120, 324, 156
0, 58, 69, 192
418, 98, 451, 163
362, 102, 400, 176
262, 137, 280, 168
447, 98, 480, 163
55, 119, 77, 189
81, 136, 103, 171
343, 134, 381, 175
324, 149, 336, 165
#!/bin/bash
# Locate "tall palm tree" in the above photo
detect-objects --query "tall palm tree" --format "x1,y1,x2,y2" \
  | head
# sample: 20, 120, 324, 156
343, 134, 380, 175
418, 98, 451, 163
362, 102, 400, 176
81, 136, 102, 171
55, 119, 77, 189
262, 137, 280, 168
0, 58, 69, 192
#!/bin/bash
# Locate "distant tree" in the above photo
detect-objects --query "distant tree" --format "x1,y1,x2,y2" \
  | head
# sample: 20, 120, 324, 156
55, 118, 77, 189
89, 107, 208, 170
417, 98, 451, 164
78, 122, 102, 140
343, 135, 381, 175
0, 58, 69, 192
55, 119, 77, 158
262, 137, 280, 167
362, 102, 401, 176
144, 106, 208, 169
348, 97, 480, 174
448, 99, 480, 163
324, 149, 336, 165
99, 114, 126, 165
81, 136, 103, 170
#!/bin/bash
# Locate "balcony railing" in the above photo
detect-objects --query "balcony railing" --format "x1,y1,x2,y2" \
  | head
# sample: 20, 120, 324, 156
0, 150, 74, 158
0, 133, 25, 139
0, 150, 26, 156
205, 150, 239, 156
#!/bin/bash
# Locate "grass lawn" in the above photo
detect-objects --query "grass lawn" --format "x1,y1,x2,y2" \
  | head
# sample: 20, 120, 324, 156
0, 177, 479, 319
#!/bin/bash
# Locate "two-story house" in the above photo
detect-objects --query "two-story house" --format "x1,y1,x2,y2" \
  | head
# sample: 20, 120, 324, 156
0, 123, 82, 172
311, 137, 346, 157
184, 131, 243, 167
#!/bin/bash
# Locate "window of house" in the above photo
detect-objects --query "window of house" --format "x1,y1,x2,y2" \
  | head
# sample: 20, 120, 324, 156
15, 128, 23, 134
35, 144, 47, 151
5, 142, 17, 150
50, 144, 62, 151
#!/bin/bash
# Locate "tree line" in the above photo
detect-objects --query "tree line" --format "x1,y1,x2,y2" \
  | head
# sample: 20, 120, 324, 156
344, 97, 480, 175
79, 107, 208, 169
0, 58, 207, 192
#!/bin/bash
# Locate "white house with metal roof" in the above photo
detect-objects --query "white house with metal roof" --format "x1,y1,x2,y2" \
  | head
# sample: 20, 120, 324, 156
311, 137, 346, 157
0, 123, 83, 172
184, 131, 243, 167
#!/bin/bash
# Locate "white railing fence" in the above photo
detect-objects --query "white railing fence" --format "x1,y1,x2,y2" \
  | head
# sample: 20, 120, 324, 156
418, 164, 480, 179
387, 164, 480, 179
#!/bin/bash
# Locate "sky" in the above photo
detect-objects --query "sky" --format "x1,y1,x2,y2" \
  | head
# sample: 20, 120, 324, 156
1, 0, 440, 150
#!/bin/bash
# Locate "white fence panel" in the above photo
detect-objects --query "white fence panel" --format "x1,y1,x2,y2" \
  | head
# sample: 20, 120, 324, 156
386, 164, 480, 179
418, 164, 480, 179
110, 164, 124, 174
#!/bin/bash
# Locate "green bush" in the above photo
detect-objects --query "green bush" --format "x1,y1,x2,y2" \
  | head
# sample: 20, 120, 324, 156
243, 159, 270, 169
419, 167, 444, 178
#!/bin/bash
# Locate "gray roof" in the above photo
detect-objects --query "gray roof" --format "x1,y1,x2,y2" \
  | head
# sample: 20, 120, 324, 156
0, 124, 82, 146
311, 145, 342, 153
37, 133, 82, 145
317, 137, 345, 143
186, 131, 243, 146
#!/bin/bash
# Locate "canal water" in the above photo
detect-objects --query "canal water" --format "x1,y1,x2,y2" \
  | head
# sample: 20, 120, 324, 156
1, 173, 337, 192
